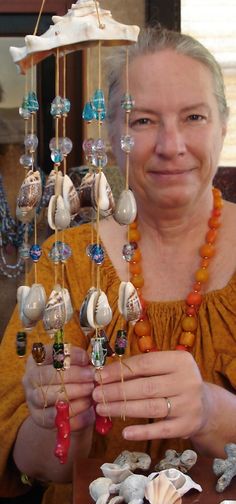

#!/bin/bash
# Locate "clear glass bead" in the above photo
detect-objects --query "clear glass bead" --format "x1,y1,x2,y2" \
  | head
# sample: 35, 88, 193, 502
121, 93, 134, 112
49, 241, 72, 263
51, 149, 63, 164
122, 242, 135, 262
91, 153, 108, 168
93, 138, 106, 154
62, 97, 71, 115
19, 106, 30, 120
19, 154, 33, 167
120, 135, 135, 153
82, 138, 95, 155
24, 134, 38, 152
61, 137, 73, 155
50, 96, 64, 117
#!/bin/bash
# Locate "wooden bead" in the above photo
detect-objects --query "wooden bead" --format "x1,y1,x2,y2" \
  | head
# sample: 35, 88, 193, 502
200, 244, 215, 258
195, 268, 209, 283
129, 229, 141, 242
137, 335, 154, 353
208, 216, 221, 229
179, 331, 195, 347
206, 229, 217, 244
129, 262, 142, 275
130, 248, 142, 263
131, 274, 144, 288
186, 292, 202, 306
134, 319, 152, 336
182, 316, 197, 332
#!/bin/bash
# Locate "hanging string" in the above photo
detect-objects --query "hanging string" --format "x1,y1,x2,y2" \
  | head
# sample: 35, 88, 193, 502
33, 0, 47, 36
125, 47, 130, 192
94, 0, 105, 29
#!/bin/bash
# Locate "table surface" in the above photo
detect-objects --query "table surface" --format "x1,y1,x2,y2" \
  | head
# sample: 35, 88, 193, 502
73, 455, 236, 504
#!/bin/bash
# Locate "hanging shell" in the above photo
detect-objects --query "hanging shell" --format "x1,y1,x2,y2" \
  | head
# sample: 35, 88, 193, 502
93, 171, 115, 217
48, 194, 71, 230
41, 168, 61, 207
79, 287, 97, 334
17, 285, 37, 330
23, 283, 46, 322
118, 281, 142, 322
62, 174, 80, 218
113, 189, 137, 225
16, 206, 35, 223
16, 170, 42, 215
145, 473, 182, 504
87, 289, 112, 329
62, 287, 73, 323
43, 284, 66, 333
100, 463, 132, 484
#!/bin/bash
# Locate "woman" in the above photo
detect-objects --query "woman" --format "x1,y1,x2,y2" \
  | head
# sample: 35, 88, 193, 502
0, 27, 236, 504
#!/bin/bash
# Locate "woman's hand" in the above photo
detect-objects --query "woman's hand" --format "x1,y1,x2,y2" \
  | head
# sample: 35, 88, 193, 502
93, 350, 209, 441
23, 344, 96, 432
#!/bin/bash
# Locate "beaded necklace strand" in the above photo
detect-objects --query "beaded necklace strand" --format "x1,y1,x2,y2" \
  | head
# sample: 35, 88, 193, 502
128, 187, 223, 353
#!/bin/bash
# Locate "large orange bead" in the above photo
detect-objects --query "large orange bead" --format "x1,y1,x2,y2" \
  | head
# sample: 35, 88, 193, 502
195, 268, 209, 283
179, 331, 195, 347
138, 335, 154, 353
208, 216, 221, 229
134, 319, 152, 336
206, 229, 217, 244
214, 197, 223, 210
129, 221, 137, 229
131, 274, 144, 288
200, 244, 215, 258
186, 292, 202, 306
129, 262, 142, 275
129, 229, 141, 242
181, 316, 197, 332
130, 248, 142, 263
213, 187, 222, 198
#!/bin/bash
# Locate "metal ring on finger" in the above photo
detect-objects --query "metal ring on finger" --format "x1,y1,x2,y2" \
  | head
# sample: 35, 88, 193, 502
164, 397, 172, 418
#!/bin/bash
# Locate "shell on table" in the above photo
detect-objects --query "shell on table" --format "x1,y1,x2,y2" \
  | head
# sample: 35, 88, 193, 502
119, 474, 148, 503
89, 477, 113, 502
62, 174, 80, 218
16, 169, 42, 215
48, 194, 71, 230
23, 283, 46, 322
43, 284, 66, 333
100, 463, 133, 484
148, 468, 202, 497
118, 281, 142, 322
86, 289, 112, 329
113, 189, 137, 225
145, 472, 182, 504
114, 451, 152, 472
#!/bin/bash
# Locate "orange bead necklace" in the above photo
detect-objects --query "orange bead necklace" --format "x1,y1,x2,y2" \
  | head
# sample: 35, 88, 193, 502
128, 187, 223, 353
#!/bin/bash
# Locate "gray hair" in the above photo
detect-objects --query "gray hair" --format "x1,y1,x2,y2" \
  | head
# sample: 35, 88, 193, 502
106, 26, 229, 135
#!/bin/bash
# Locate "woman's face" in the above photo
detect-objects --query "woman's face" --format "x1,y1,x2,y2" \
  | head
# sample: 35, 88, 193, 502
111, 49, 227, 211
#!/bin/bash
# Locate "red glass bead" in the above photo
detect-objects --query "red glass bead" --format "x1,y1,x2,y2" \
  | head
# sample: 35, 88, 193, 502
186, 292, 202, 306
192, 282, 202, 292
208, 216, 221, 229
186, 306, 196, 316
95, 413, 113, 435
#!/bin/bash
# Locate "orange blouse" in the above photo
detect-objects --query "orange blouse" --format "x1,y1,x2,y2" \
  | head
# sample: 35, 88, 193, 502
0, 223, 236, 503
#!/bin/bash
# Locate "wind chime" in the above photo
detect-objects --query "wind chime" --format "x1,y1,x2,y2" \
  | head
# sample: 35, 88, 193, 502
10, 0, 141, 464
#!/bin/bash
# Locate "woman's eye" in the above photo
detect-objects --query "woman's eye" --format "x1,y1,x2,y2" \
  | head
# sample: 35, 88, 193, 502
130, 117, 152, 127
188, 114, 206, 121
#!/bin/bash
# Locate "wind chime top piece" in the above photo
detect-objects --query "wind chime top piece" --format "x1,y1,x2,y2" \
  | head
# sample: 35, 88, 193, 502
10, 0, 140, 74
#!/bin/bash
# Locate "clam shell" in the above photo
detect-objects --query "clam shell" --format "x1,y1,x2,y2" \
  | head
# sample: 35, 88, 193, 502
119, 474, 148, 503
145, 473, 182, 504
79, 287, 97, 334
114, 451, 151, 472
101, 463, 132, 484
87, 289, 112, 329
118, 281, 142, 322
113, 189, 137, 225
62, 174, 80, 218
89, 477, 112, 502
48, 194, 71, 230
43, 284, 66, 333
23, 283, 46, 322
17, 170, 42, 213
148, 469, 202, 497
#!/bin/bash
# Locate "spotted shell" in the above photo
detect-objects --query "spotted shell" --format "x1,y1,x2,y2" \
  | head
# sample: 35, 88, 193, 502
78, 171, 114, 217
118, 281, 142, 322
62, 174, 80, 218
16, 169, 42, 215
41, 169, 61, 207
43, 284, 66, 333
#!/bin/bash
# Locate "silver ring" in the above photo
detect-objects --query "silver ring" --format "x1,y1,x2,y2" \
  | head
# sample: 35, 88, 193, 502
165, 397, 172, 418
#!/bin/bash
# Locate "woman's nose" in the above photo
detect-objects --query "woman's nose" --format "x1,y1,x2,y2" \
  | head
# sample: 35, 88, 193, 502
155, 123, 186, 159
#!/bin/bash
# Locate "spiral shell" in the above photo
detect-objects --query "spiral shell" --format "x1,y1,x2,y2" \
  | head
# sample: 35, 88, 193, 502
62, 174, 80, 218
16, 169, 42, 216
43, 284, 66, 333
118, 281, 142, 322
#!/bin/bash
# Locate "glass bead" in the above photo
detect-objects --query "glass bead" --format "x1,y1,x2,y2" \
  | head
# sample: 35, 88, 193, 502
50, 96, 64, 117
129, 262, 142, 275
208, 216, 221, 229
121, 93, 134, 111
19, 154, 33, 167
91, 338, 106, 367
120, 135, 135, 153
29, 244, 42, 262
61, 137, 73, 155
93, 89, 106, 112
91, 153, 108, 168
53, 341, 64, 369
19, 242, 30, 260
62, 97, 71, 115
19, 105, 30, 120
206, 229, 217, 243
24, 133, 38, 152
49, 241, 72, 263
186, 292, 202, 306
82, 138, 95, 155
32, 342, 46, 364
51, 149, 63, 164
16, 331, 27, 357
122, 242, 135, 262
88, 244, 105, 265
92, 138, 106, 154
94, 109, 106, 122
82, 101, 96, 122
27, 91, 39, 113
115, 329, 127, 356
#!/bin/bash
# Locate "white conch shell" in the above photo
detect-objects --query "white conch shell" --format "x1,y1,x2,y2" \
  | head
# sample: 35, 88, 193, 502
89, 477, 112, 502
79, 287, 97, 334
16, 170, 42, 215
118, 281, 142, 322
23, 283, 46, 322
114, 451, 152, 472
96, 494, 110, 504
94, 171, 115, 217
87, 289, 112, 329
100, 463, 132, 484
145, 473, 182, 504
119, 474, 148, 503
10, 0, 139, 73
148, 468, 202, 497
113, 189, 137, 225
48, 194, 71, 230
43, 284, 66, 333
62, 174, 80, 218
17, 285, 37, 329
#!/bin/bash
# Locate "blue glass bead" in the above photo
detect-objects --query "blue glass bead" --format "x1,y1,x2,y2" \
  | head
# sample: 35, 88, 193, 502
115, 329, 127, 356
87, 243, 105, 265
27, 91, 39, 113
29, 244, 42, 262
93, 89, 106, 112
51, 149, 63, 164
50, 96, 64, 117
94, 109, 106, 122
62, 97, 71, 115
82, 101, 96, 122
49, 241, 72, 263
121, 93, 134, 112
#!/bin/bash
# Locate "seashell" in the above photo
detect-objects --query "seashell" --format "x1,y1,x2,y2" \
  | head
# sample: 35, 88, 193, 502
145, 472, 182, 504
113, 189, 137, 225
17, 170, 42, 215
155, 449, 198, 474
23, 283, 46, 322
62, 174, 80, 218
16, 206, 35, 223
93, 171, 115, 217
96, 494, 110, 504
79, 287, 97, 334
62, 287, 73, 323
48, 194, 71, 230
100, 463, 132, 484
17, 285, 37, 330
109, 497, 124, 504
89, 477, 112, 502
43, 284, 66, 333
118, 282, 142, 322
41, 169, 61, 207
149, 468, 202, 497
114, 451, 152, 472
87, 289, 112, 329
119, 474, 148, 503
